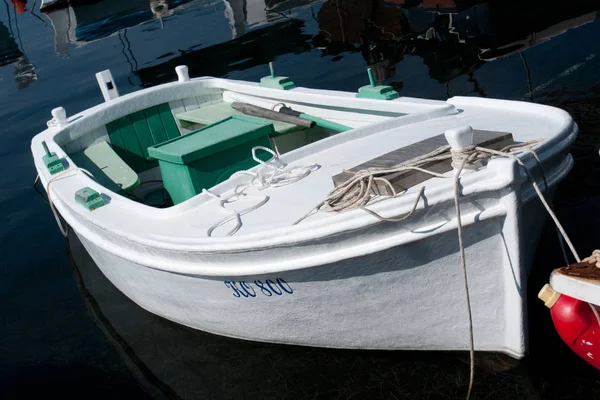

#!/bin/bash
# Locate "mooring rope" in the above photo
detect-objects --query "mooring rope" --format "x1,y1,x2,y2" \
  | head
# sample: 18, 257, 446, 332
43, 168, 95, 238
453, 155, 476, 400
295, 139, 582, 400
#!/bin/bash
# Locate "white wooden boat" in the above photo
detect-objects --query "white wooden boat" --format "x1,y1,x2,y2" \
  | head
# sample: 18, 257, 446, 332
31, 65, 576, 359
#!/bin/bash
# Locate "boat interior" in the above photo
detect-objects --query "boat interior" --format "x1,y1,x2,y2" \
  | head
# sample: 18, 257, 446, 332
56, 82, 432, 209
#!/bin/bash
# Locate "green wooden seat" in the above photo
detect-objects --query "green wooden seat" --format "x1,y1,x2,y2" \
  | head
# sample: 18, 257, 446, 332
147, 116, 274, 204
106, 103, 181, 173
175, 102, 305, 138
70, 141, 139, 194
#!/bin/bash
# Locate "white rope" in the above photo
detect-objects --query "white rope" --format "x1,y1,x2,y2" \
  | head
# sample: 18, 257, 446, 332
294, 140, 543, 223
45, 167, 95, 238
46, 118, 61, 128
204, 187, 269, 237
231, 146, 319, 190
476, 145, 580, 263
453, 157, 475, 400
207, 146, 319, 237
582, 250, 600, 268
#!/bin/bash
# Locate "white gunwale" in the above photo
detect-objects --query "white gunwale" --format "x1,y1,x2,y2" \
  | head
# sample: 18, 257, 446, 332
33, 78, 576, 276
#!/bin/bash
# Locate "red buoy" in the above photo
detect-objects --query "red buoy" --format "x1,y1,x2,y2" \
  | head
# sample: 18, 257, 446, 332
539, 284, 600, 369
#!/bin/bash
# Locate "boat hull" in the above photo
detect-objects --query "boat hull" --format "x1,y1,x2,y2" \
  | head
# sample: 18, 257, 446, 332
75, 194, 550, 358
29, 75, 578, 359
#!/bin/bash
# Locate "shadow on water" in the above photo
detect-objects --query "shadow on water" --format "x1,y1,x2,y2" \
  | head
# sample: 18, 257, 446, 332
3, 0, 600, 398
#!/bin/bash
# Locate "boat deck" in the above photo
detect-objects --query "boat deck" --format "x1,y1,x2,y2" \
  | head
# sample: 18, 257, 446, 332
169, 100, 565, 238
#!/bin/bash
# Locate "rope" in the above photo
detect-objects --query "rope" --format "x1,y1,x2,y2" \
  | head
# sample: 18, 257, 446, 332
475, 146, 580, 263
45, 168, 95, 238
231, 146, 320, 191
46, 117, 62, 127
294, 140, 542, 223
204, 187, 269, 237
454, 157, 475, 400
582, 250, 600, 268
207, 147, 319, 237
296, 138, 582, 400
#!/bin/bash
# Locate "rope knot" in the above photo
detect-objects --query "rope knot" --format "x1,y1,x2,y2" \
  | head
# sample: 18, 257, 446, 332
47, 118, 60, 128
583, 250, 600, 268
450, 145, 477, 170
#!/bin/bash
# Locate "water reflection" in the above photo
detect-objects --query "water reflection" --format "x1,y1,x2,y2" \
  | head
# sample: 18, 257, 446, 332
1, 0, 37, 89
41, 0, 597, 93
314, 0, 600, 86
42, 0, 196, 56
136, 19, 312, 86
4, 0, 600, 92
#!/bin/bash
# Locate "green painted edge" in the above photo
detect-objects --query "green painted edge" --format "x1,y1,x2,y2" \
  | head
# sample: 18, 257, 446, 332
356, 84, 400, 100
259, 76, 296, 90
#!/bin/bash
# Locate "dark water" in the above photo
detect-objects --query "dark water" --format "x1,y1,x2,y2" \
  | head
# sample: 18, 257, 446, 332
2, 0, 600, 398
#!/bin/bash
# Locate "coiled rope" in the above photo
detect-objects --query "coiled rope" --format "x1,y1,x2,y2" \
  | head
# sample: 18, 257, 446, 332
206, 147, 319, 237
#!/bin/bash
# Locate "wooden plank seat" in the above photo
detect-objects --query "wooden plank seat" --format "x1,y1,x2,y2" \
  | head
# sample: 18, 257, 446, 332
175, 102, 305, 138
106, 103, 181, 173
67, 102, 181, 195
70, 141, 139, 194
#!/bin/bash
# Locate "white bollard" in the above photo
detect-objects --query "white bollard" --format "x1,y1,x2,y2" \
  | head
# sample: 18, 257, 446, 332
444, 125, 476, 172
51, 107, 68, 126
175, 65, 190, 82
95, 69, 120, 102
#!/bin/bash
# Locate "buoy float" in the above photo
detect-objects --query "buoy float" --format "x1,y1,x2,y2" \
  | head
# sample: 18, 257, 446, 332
539, 284, 600, 369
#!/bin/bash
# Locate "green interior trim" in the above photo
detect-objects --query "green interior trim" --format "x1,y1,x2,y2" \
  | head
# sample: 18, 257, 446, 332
147, 116, 274, 204
70, 141, 139, 194
106, 103, 180, 173
148, 116, 274, 164
175, 102, 304, 138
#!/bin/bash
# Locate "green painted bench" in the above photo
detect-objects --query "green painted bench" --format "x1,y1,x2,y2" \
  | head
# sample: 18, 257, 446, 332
70, 141, 139, 194
175, 102, 305, 138
106, 103, 181, 173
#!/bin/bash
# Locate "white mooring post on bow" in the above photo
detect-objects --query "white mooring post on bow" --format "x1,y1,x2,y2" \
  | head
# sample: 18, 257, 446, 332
51, 107, 68, 127
175, 65, 190, 82
444, 125, 476, 172
96, 69, 120, 102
